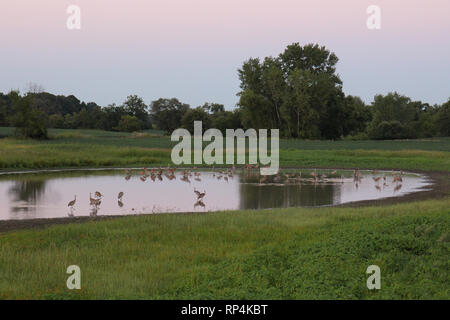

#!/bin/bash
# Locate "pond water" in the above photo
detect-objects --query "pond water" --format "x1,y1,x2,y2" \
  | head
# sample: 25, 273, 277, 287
0, 168, 431, 220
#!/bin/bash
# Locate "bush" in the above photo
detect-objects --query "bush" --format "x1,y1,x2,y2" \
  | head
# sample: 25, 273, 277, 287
114, 115, 142, 132
181, 107, 211, 134
344, 132, 369, 140
10, 95, 48, 139
368, 120, 409, 140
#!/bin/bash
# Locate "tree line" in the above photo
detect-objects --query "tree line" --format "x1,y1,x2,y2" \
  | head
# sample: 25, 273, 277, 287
0, 43, 448, 139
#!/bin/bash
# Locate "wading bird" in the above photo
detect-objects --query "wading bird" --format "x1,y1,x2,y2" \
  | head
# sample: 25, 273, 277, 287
89, 193, 96, 205
118, 192, 124, 200
95, 191, 103, 198
68, 195, 77, 208
194, 189, 206, 200
194, 199, 205, 209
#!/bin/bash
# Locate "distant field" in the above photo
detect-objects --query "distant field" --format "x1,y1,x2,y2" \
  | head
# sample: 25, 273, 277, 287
0, 127, 449, 171
1, 127, 450, 151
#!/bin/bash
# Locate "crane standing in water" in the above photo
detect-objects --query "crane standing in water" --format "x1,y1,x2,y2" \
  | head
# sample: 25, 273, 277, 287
68, 195, 77, 208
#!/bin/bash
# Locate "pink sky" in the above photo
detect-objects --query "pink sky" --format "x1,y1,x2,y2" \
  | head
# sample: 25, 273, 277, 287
1, 0, 449, 107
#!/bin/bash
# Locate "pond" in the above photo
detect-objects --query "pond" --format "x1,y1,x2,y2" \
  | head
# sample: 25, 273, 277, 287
0, 168, 432, 220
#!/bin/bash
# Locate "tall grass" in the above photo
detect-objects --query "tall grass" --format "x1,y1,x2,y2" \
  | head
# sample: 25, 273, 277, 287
0, 199, 448, 299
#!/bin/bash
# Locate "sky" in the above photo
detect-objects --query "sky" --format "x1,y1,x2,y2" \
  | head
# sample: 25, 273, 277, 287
1, 0, 449, 109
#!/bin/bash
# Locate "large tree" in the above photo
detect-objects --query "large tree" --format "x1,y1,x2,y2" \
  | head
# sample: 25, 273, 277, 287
367, 92, 418, 139
150, 98, 190, 133
122, 95, 150, 129
238, 43, 345, 139
10, 93, 48, 139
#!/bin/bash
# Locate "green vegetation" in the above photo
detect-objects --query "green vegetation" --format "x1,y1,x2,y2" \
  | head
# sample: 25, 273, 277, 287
0, 199, 448, 299
8, 93, 48, 139
0, 128, 449, 171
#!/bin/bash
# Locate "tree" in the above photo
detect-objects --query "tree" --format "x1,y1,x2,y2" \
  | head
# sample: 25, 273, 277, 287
341, 96, 372, 136
201, 102, 225, 115
123, 95, 150, 129
150, 98, 190, 133
10, 94, 48, 139
238, 43, 345, 139
435, 99, 450, 136
181, 107, 211, 134
115, 115, 142, 132
48, 114, 65, 128
367, 92, 418, 139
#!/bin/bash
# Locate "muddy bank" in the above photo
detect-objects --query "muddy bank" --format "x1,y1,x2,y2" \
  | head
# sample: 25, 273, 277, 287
0, 170, 448, 234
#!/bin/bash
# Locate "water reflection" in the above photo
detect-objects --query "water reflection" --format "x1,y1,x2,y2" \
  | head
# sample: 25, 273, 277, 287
0, 168, 431, 220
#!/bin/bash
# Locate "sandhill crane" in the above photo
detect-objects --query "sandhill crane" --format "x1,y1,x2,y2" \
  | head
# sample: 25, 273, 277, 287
394, 183, 402, 193
89, 193, 96, 205
194, 199, 205, 209
68, 195, 76, 208
194, 189, 206, 200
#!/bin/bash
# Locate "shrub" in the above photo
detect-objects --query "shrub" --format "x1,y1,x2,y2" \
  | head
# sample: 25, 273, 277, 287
10, 94, 48, 139
115, 115, 142, 132
368, 120, 409, 140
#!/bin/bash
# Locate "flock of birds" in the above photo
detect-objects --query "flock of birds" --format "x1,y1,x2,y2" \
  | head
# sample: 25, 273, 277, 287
67, 165, 406, 215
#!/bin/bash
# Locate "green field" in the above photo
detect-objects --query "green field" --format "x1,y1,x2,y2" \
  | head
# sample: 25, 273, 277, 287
0, 127, 449, 299
0, 127, 449, 171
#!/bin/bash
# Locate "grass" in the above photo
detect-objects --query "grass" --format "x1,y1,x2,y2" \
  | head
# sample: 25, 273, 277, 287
0, 128, 449, 171
0, 199, 448, 299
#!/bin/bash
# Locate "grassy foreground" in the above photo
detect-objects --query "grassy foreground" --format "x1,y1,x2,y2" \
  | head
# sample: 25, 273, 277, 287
0, 199, 448, 299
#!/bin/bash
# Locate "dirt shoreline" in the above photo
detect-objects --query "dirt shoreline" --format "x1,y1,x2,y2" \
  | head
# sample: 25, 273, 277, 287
0, 170, 448, 234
